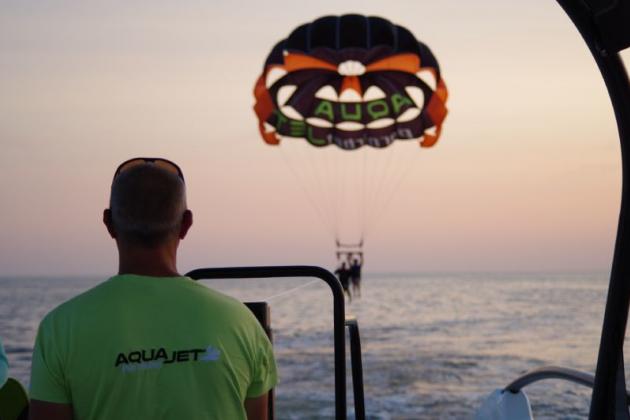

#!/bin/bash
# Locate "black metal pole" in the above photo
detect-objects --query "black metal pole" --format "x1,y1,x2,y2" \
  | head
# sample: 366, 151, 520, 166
243, 302, 275, 419
186, 266, 347, 420
345, 318, 366, 420
556, 1, 630, 418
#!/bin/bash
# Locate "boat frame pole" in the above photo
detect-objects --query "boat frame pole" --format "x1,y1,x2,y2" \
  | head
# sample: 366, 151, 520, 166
556, 1, 630, 418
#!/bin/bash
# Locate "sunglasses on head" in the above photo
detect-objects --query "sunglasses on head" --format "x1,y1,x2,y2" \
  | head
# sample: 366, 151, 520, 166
113, 158, 185, 183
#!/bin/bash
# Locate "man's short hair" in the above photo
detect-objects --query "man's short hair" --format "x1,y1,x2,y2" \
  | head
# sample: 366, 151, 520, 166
109, 164, 187, 246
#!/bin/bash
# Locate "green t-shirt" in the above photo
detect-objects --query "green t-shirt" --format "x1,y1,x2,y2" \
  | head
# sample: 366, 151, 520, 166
30, 275, 277, 420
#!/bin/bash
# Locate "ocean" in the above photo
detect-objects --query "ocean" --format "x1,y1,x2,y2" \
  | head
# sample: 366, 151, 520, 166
0, 272, 613, 419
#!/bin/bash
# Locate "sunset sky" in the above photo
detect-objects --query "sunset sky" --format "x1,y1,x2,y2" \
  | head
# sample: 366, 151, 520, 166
1, 0, 627, 275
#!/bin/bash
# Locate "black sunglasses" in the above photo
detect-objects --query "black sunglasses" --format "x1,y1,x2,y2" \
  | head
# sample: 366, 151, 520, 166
113, 158, 185, 183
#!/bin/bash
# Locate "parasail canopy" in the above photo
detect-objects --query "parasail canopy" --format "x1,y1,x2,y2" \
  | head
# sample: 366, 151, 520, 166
254, 14, 448, 151
253, 15, 449, 247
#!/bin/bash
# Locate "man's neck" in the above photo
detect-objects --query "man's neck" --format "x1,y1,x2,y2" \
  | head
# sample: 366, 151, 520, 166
117, 242, 180, 277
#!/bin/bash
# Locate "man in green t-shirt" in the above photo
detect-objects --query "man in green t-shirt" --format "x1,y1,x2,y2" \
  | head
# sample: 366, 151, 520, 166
30, 158, 277, 420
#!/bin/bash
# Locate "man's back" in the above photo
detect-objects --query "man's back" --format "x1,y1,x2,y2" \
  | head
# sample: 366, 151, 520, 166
31, 274, 276, 420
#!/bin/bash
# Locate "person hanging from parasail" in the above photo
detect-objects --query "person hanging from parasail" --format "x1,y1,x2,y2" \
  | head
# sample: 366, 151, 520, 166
349, 252, 363, 297
334, 261, 352, 302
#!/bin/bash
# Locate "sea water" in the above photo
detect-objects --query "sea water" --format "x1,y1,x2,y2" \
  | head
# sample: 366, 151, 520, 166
0, 272, 614, 419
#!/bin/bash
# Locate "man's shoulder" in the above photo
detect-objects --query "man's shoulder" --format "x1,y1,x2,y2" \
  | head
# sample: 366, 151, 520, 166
38, 275, 258, 334
39, 278, 115, 327
198, 287, 259, 322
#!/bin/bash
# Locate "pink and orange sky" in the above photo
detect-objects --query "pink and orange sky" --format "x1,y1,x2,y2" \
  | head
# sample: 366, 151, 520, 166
0, 0, 627, 275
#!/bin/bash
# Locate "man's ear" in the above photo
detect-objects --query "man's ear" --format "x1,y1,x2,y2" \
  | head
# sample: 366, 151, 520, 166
179, 210, 193, 239
103, 209, 117, 239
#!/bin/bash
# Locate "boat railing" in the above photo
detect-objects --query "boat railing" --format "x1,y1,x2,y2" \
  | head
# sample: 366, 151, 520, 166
186, 265, 364, 420
346, 316, 366, 420
503, 366, 630, 405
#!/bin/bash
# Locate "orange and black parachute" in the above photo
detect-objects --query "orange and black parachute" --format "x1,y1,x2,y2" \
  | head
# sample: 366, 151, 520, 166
253, 14, 448, 150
